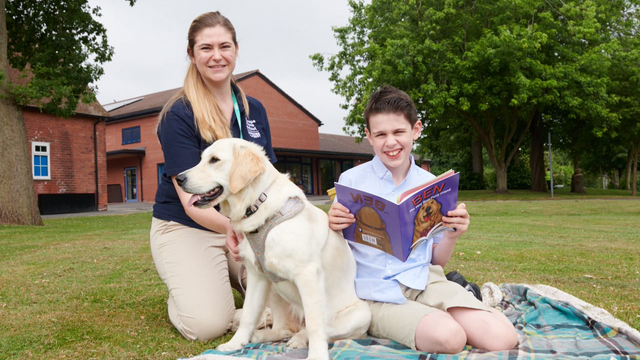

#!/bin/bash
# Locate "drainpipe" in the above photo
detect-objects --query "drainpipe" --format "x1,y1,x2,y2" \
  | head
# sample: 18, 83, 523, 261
93, 118, 103, 210
138, 154, 144, 202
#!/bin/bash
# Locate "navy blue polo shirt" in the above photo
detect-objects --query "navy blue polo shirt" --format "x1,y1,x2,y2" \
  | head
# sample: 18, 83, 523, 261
153, 87, 276, 231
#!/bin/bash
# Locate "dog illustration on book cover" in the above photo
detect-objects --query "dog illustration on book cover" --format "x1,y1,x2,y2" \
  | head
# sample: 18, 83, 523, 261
354, 206, 392, 254
412, 198, 443, 245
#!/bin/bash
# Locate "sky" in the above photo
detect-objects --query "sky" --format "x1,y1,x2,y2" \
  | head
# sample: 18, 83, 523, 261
88, 0, 353, 135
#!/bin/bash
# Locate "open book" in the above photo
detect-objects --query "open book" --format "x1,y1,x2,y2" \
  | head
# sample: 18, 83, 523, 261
334, 170, 459, 261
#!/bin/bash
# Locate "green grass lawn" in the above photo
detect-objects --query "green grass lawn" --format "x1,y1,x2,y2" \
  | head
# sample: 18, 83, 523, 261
1, 190, 639, 359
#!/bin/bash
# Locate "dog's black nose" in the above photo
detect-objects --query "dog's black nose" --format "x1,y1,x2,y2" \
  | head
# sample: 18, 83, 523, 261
175, 173, 186, 187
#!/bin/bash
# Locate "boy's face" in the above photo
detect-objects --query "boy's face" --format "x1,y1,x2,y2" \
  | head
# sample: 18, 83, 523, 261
365, 112, 422, 174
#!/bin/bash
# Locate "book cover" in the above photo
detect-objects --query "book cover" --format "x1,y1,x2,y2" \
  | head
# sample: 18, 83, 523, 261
334, 171, 460, 261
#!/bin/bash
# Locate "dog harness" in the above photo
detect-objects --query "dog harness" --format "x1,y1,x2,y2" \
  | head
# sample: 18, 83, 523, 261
245, 197, 305, 283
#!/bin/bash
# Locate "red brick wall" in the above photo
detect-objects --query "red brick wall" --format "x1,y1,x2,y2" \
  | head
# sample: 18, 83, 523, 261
24, 109, 108, 210
240, 76, 320, 151
105, 76, 325, 202
106, 114, 164, 203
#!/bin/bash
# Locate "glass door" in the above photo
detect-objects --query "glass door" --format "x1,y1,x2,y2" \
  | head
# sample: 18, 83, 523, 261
124, 167, 138, 202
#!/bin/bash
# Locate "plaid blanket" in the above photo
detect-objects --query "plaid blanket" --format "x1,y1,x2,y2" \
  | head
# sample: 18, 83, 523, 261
184, 284, 640, 360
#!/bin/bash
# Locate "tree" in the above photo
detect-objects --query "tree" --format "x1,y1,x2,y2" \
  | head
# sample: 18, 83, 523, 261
314, 0, 619, 193
607, 2, 640, 196
0, 0, 134, 225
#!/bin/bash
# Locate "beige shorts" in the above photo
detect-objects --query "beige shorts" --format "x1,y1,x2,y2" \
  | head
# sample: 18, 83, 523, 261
368, 265, 491, 350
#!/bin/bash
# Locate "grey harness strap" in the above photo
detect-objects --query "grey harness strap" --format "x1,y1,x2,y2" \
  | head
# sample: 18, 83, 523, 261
245, 197, 305, 283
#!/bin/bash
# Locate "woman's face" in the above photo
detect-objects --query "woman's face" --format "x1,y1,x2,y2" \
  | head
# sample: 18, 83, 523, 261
190, 25, 238, 89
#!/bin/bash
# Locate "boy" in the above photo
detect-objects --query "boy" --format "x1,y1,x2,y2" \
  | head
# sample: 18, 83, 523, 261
329, 86, 518, 353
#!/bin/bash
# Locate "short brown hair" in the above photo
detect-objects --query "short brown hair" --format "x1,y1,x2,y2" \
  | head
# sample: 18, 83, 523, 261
364, 86, 418, 130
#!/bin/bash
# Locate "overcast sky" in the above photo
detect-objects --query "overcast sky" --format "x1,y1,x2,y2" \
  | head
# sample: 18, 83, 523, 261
88, 0, 353, 135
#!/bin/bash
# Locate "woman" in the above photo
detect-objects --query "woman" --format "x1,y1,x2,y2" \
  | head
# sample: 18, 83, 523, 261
150, 11, 276, 341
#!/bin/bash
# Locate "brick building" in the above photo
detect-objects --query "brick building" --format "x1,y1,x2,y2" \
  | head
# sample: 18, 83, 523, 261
24, 99, 109, 214
104, 70, 375, 203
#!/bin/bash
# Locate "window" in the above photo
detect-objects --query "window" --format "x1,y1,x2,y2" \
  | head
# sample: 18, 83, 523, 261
122, 126, 141, 144
32, 142, 51, 180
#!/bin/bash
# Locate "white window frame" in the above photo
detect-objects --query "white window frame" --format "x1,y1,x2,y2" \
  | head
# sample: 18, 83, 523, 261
32, 141, 51, 180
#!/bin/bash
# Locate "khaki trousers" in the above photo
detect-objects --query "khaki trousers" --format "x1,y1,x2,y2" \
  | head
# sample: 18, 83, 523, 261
150, 217, 245, 340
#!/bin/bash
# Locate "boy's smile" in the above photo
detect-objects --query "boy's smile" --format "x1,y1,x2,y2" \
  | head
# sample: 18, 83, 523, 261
365, 113, 422, 184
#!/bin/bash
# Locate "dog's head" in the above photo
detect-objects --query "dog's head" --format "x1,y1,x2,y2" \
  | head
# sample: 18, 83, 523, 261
416, 198, 442, 225
176, 138, 267, 210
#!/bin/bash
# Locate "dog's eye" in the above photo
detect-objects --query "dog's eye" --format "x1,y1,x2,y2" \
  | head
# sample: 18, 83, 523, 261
209, 156, 219, 164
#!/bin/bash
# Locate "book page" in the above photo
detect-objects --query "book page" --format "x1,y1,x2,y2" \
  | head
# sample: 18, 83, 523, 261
397, 169, 455, 204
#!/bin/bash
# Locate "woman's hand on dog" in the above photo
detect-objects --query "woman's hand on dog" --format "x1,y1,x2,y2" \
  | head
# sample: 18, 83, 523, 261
328, 202, 355, 231
226, 227, 244, 262
441, 203, 470, 239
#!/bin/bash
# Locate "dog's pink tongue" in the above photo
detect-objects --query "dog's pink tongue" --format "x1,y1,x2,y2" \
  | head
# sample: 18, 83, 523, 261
187, 194, 199, 207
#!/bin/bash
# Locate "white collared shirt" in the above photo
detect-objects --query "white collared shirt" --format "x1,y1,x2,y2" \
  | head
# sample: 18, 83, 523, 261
337, 155, 442, 304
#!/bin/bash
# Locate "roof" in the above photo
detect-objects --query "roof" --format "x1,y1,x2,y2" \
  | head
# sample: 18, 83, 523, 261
104, 70, 322, 126
9, 67, 109, 117
318, 133, 374, 156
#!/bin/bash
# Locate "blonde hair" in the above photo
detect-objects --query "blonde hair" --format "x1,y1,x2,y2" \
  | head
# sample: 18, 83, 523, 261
158, 11, 250, 143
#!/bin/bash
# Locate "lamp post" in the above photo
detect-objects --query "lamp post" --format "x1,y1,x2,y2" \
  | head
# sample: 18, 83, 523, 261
548, 132, 554, 198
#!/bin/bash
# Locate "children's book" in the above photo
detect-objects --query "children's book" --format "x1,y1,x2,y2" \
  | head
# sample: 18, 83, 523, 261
334, 170, 459, 261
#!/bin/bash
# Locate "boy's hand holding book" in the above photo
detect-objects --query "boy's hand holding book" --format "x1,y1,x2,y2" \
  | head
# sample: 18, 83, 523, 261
441, 203, 469, 240
328, 202, 355, 231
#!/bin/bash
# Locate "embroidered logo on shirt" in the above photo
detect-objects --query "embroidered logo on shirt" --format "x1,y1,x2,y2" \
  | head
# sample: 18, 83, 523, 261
245, 119, 261, 139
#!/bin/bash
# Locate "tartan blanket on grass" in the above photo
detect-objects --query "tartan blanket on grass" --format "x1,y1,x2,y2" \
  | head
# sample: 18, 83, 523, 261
184, 284, 640, 360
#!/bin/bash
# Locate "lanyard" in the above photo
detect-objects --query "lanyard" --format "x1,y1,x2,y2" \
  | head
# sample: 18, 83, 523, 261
232, 92, 243, 140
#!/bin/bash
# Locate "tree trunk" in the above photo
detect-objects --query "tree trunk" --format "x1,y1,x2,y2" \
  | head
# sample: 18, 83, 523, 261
494, 163, 508, 193
571, 153, 585, 194
471, 136, 483, 175
633, 145, 638, 197
625, 148, 632, 191
529, 110, 547, 192
0, 2, 43, 225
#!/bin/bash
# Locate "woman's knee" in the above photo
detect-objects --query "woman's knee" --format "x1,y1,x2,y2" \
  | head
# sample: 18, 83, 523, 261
173, 307, 234, 341
168, 297, 234, 341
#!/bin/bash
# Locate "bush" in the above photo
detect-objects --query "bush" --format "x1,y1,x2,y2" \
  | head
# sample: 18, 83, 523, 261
507, 163, 531, 190
460, 172, 487, 190
484, 167, 496, 189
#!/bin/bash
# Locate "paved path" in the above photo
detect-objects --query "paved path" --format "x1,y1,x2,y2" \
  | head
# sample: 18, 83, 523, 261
42, 195, 332, 219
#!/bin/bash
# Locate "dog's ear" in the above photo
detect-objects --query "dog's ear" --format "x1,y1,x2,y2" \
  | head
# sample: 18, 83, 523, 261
229, 144, 266, 194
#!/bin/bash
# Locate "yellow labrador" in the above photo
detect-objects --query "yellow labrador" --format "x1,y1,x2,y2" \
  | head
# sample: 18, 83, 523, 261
176, 138, 370, 360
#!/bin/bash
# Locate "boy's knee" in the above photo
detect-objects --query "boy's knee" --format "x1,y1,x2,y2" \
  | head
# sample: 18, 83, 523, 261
481, 323, 519, 351
415, 316, 466, 354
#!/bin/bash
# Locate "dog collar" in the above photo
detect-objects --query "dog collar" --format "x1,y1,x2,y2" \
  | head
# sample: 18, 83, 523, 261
245, 191, 268, 217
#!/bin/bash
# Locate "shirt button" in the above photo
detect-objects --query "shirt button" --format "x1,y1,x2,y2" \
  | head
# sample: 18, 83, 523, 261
387, 270, 392, 274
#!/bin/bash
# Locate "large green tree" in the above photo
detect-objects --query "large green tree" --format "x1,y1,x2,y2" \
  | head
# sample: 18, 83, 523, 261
314, 0, 619, 193
607, 3, 640, 195
0, 0, 134, 225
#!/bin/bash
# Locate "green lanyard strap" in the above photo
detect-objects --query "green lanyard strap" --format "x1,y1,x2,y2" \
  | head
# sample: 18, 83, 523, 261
232, 92, 243, 140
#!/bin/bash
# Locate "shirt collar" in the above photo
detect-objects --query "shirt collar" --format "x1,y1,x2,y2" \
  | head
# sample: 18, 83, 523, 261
371, 154, 417, 181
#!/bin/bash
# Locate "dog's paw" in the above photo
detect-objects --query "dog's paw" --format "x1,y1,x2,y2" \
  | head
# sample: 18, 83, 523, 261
286, 330, 309, 349
216, 340, 246, 352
